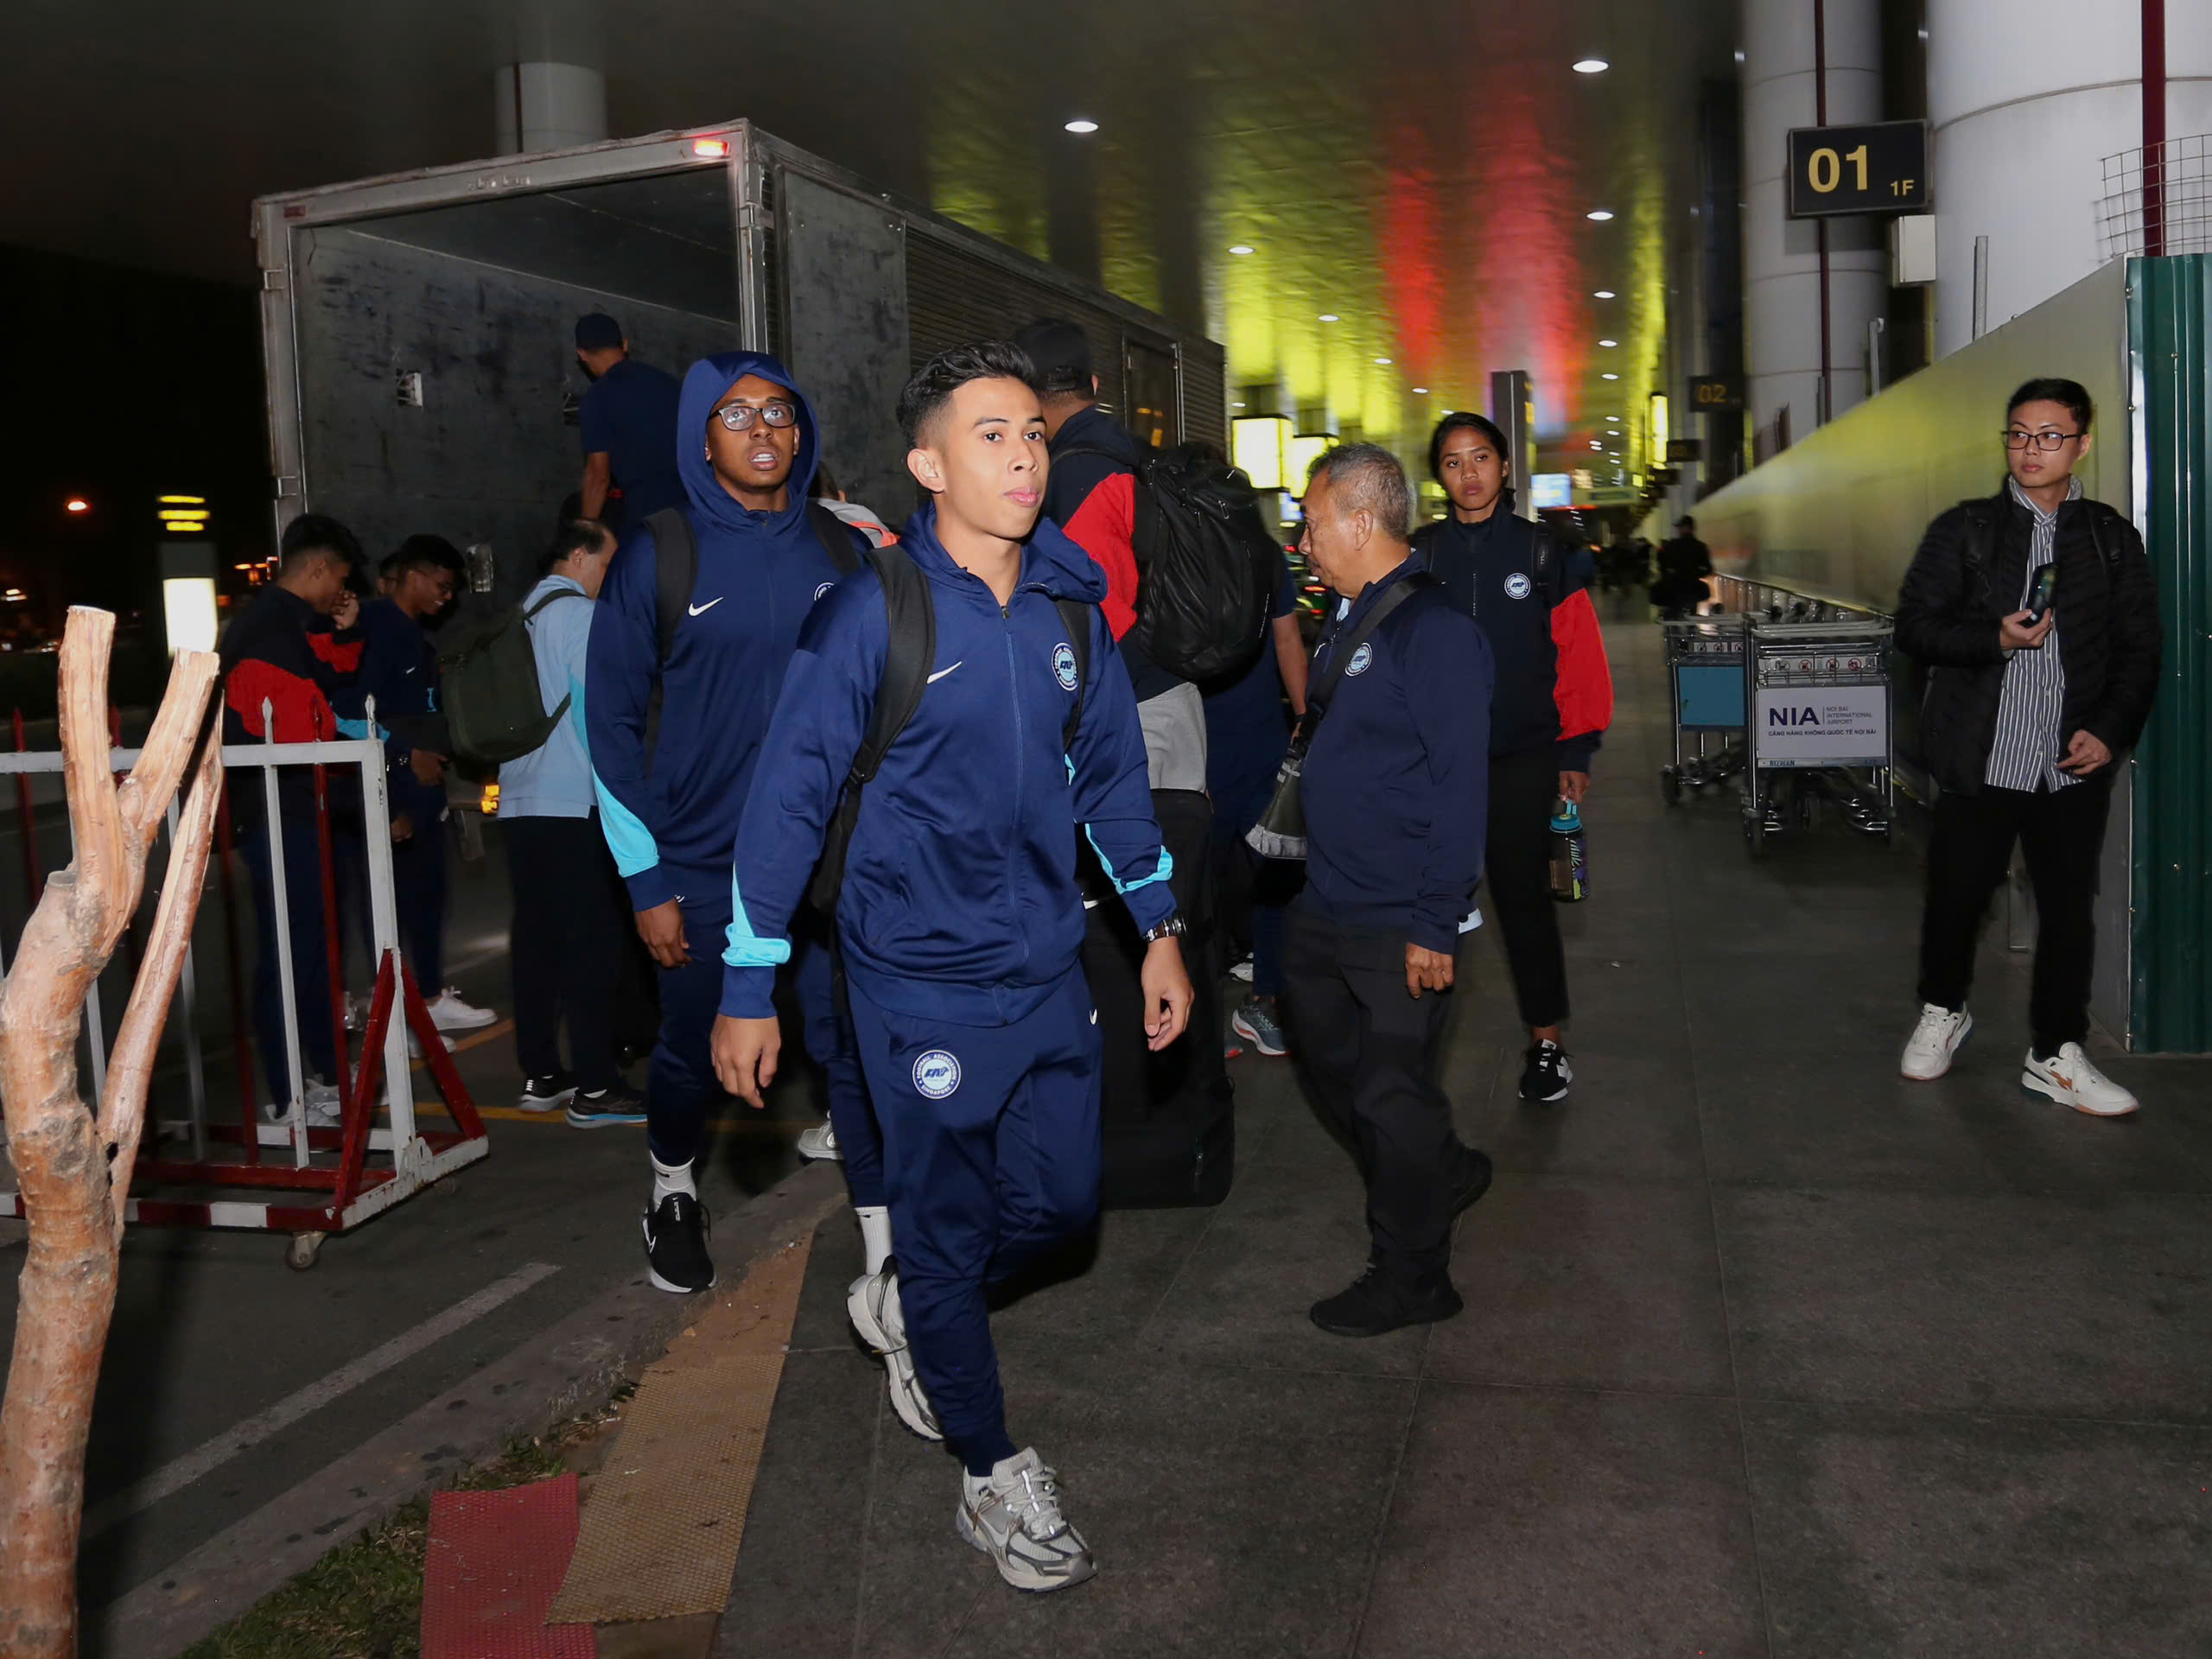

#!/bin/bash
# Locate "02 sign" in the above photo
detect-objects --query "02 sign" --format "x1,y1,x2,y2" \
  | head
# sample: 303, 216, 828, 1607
1786, 120, 1929, 218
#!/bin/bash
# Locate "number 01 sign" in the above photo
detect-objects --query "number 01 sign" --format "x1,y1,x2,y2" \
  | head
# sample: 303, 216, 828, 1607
1786, 120, 1929, 218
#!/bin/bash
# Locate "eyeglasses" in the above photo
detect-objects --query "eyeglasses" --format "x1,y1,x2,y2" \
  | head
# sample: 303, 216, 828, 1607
714, 401, 798, 432
2002, 429, 2082, 451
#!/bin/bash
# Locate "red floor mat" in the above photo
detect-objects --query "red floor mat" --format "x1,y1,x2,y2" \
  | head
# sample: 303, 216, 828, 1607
422, 1473, 597, 1658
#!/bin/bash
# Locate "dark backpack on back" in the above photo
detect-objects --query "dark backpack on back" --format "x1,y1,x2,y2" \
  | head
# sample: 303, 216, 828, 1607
647, 502, 860, 664
1061, 441, 1278, 683
437, 587, 586, 766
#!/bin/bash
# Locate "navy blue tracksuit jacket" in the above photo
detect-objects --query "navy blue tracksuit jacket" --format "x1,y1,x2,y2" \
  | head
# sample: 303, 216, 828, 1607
582, 350, 875, 1183
1302, 560, 1494, 950
719, 505, 1175, 1461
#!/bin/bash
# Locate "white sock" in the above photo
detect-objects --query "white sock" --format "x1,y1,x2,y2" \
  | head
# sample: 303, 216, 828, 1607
855, 1205, 893, 1275
651, 1154, 696, 1205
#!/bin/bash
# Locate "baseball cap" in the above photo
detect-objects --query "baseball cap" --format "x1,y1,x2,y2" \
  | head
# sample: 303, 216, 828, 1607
575, 313, 625, 351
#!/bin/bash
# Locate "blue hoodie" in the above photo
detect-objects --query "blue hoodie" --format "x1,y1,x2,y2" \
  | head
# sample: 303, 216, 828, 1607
719, 505, 1176, 1027
585, 352, 867, 911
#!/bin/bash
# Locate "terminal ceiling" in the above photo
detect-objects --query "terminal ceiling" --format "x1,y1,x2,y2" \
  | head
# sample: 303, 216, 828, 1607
10, 0, 1737, 463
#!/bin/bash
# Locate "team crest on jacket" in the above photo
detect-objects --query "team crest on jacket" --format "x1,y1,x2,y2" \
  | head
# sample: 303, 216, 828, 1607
813, 582, 834, 602
1504, 573, 1533, 600
912, 1049, 962, 1099
1052, 642, 1079, 691
1346, 642, 1374, 677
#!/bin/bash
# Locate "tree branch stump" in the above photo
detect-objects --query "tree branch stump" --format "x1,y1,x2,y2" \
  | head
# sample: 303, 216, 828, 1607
0, 610, 220, 1656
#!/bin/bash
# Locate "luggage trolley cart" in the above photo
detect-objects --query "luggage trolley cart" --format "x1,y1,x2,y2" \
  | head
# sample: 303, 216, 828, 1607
1659, 613, 1748, 804
1739, 619, 1897, 857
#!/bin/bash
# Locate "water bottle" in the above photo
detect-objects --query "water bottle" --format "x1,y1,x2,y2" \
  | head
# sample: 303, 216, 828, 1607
1548, 798, 1589, 902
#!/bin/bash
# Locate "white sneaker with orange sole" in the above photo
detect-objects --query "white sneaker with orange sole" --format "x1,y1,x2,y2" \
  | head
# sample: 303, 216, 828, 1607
2021, 1043, 2139, 1117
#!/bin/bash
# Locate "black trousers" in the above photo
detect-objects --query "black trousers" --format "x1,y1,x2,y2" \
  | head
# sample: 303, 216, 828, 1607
504, 813, 626, 1090
1284, 906, 1469, 1287
1487, 747, 1569, 1029
1916, 773, 2114, 1053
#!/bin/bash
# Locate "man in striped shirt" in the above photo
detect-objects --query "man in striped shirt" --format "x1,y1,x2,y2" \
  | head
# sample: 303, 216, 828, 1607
1894, 378, 2163, 1116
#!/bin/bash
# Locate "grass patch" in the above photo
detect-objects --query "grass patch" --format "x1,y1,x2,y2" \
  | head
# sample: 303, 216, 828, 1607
175, 1408, 617, 1659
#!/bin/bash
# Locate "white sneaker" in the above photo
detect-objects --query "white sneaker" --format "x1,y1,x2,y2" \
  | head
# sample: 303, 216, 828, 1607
262, 1077, 342, 1128
2022, 1043, 2139, 1117
1900, 1004, 1973, 1081
847, 1266, 943, 1441
1228, 957, 1255, 983
426, 988, 498, 1032
957, 1449, 1096, 1593
797, 1117, 842, 1161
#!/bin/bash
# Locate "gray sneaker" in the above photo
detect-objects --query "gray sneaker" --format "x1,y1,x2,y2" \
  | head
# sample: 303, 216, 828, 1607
1230, 996, 1287, 1058
957, 1449, 1095, 1592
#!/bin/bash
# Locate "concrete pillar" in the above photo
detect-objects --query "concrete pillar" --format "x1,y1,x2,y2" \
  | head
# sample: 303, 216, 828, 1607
1928, 1, 2212, 357
1741, 0, 1887, 437
493, 61, 608, 156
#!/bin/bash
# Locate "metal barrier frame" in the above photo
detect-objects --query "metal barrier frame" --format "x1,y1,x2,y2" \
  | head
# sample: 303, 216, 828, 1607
1738, 617, 1898, 859
0, 713, 486, 1268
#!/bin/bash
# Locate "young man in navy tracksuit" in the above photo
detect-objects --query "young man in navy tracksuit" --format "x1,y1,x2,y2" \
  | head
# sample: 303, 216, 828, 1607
1286, 445, 1497, 1339
583, 353, 893, 1327
712, 341, 1193, 1594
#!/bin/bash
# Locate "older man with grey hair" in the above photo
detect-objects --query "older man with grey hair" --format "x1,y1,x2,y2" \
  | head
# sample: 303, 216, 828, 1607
1283, 445, 1498, 1338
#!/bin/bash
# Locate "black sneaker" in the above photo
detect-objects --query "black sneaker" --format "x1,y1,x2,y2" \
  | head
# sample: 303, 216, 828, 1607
642, 1192, 715, 1294
1310, 1265, 1463, 1338
1450, 1147, 1495, 1218
519, 1071, 579, 1112
566, 1084, 648, 1128
1518, 1040, 1572, 1103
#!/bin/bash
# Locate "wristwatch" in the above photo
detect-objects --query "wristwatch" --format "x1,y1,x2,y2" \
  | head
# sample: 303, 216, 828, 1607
1141, 913, 1187, 944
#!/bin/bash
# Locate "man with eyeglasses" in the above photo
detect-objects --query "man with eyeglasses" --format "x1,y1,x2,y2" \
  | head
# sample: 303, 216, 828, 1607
1895, 377, 2162, 1115
586, 355, 899, 1379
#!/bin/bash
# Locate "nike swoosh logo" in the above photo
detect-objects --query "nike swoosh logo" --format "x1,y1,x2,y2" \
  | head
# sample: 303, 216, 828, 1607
687, 598, 723, 616
925, 661, 963, 683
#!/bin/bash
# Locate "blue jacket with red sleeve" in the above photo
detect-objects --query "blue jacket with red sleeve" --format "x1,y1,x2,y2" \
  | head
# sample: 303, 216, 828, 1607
1413, 509, 1613, 772
720, 506, 1174, 1028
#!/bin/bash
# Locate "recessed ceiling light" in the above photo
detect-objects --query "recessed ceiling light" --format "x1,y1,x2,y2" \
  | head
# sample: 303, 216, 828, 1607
1228, 244, 1255, 256
1412, 386, 1429, 394
1599, 338, 1618, 347
1602, 372, 1620, 380
1734, 49, 1746, 63
1318, 313, 1340, 322
1586, 210, 1614, 222
1594, 289, 1616, 299
1231, 402, 1246, 409
1605, 414, 1621, 422
1590, 440, 1603, 449
1573, 58, 1609, 73
1064, 118, 1099, 134
1374, 357, 1392, 365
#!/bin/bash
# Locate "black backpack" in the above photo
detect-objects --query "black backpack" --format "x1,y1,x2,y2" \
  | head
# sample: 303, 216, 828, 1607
644, 506, 1094, 912
1060, 441, 1278, 683
438, 587, 586, 766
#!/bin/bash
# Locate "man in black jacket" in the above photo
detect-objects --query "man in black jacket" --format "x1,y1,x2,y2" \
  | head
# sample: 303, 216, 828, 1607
1894, 378, 2161, 1116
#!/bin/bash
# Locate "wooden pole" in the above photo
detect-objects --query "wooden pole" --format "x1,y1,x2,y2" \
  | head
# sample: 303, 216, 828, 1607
0, 609, 219, 1657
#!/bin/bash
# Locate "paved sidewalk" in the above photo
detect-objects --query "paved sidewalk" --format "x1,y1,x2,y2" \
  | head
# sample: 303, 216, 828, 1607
714, 624, 2212, 1658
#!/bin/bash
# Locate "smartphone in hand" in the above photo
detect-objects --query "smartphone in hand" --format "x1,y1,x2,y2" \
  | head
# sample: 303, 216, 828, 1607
2025, 564, 2056, 625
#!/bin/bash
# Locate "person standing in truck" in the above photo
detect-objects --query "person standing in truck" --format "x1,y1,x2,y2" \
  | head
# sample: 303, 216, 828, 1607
583, 353, 904, 1415
574, 313, 685, 528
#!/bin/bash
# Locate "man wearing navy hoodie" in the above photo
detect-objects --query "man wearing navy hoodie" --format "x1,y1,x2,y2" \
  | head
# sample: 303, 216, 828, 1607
584, 354, 892, 1340
711, 341, 1192, 1594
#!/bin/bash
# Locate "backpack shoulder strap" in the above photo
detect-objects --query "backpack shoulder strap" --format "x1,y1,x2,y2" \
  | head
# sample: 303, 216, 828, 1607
521, 588, 586, 622
848, 542, 936, 787
645, 508, 697, 664
1961, 499, 1998, 576
1054, 598, 1093, 751
2082, 500, 2122, 569
1307, 574, 1433, 723
808, 501, 862, 576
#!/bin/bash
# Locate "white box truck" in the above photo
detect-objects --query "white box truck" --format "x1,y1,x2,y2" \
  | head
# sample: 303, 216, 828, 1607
253, 120, 1227, 601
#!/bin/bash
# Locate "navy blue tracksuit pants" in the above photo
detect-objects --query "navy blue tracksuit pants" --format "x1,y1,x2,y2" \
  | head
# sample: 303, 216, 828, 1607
844, 968, 1103, 1469
645, 876, 883, 1209
240, 803, 343, 1108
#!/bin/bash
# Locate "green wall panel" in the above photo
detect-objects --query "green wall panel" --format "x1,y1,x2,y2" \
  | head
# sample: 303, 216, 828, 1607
2128, 256, 2212, 1054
